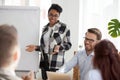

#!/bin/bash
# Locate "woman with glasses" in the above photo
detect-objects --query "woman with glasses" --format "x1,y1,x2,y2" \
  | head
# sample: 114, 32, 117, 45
26, 4, 72, 80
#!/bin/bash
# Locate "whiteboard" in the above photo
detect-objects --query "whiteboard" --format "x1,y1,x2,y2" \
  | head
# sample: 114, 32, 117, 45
0, 6, 40, 71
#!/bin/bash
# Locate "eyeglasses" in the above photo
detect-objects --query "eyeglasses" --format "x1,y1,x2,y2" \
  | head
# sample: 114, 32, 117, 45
84, 37, 96, 43
48, 13, 59, 18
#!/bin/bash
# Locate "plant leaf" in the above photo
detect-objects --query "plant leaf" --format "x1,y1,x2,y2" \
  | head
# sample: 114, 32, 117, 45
108, 19, 120, 38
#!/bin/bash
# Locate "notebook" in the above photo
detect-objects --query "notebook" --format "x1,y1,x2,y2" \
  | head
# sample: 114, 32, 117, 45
47, 71, 71, 80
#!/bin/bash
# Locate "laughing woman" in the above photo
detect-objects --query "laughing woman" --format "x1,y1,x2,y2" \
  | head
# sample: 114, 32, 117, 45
26, 4, 72, 80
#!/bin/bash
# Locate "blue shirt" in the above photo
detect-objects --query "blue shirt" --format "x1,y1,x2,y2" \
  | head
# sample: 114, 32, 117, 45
58, 49, 94, 80
85, 69, 102, 80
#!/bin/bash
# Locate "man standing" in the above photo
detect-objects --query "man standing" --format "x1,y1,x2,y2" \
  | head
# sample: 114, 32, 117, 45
58, 28, 102, 80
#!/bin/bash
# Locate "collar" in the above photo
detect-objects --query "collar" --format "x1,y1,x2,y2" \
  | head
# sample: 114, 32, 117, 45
85, 50, 94, 56
90, 51, 94, 56
0, 68, 16, 76
46, 21, 61, 30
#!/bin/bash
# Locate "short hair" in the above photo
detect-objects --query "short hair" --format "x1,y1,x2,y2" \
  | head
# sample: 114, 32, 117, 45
48, 4, 63, 14
87, 28, 102, 40
0, 24, 18, 67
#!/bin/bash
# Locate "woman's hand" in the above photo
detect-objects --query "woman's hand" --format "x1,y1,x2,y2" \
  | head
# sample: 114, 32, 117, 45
26, 45, 37, 52
52, 45, 60, 54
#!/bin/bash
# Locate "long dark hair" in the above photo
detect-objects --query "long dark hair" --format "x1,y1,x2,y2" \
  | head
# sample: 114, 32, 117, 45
93, 39, 120, 80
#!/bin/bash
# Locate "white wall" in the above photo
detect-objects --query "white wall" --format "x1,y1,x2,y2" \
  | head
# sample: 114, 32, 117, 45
52, 0, 80, 78
79, 0, 120, 51
0, 0, 4, 5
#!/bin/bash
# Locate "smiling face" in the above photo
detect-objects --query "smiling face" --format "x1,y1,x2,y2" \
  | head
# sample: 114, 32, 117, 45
48, 9, 60, 27
84, 32, 98, 55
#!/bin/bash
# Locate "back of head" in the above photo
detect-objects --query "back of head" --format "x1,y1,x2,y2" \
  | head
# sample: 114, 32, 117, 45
0, 24, 18, 67
94, 39, 120, 80
48, 4, 63, 14
87, 28, 102, 40
94, 39, 118, 57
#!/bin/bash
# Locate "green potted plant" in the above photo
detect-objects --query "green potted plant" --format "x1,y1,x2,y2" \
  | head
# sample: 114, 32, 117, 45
108, 19, 120, 38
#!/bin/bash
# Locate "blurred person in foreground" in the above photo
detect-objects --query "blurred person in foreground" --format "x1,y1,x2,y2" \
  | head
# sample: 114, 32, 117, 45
86, 39, 120, 80
0, 24, 34, 80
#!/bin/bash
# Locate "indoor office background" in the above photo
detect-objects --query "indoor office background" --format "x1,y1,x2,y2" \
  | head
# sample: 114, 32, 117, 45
0, 0, 120, 79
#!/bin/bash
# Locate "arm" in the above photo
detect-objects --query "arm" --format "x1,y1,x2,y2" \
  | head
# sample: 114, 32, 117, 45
59, 29, 72, 51
26, 45, 38, 52
26, 26, 47, 52
57, 52, 79, 73
35, 46, 41, 51
26, 45, 41, 52
52, 29, 72, 54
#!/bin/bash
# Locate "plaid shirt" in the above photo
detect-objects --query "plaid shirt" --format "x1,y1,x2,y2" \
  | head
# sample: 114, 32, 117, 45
36, 21, 72, 70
